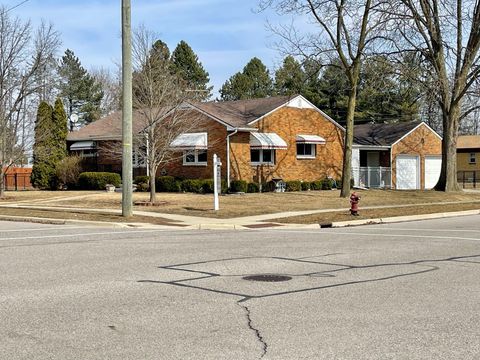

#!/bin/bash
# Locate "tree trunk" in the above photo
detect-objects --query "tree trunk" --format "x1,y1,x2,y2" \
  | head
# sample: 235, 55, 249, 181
340, 85, 357, 198
0, 166, 4, 198
435, 104, 461, 192
149, 163, 157, 203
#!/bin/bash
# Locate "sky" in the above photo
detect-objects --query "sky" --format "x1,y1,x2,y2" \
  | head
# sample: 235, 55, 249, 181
3, 0, 304, 97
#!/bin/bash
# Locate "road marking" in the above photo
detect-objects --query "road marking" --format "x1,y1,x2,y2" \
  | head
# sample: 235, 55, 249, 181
0, 229, 175, 241
257, 229, 480, 242
0, 226, 87, 233
367, 227, 480, 234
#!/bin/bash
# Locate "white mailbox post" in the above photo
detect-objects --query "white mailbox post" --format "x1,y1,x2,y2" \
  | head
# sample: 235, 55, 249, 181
213, 154, 222, 211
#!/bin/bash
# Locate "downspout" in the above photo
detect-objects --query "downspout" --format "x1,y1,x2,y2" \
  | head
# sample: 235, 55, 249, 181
226, 129, 238, 187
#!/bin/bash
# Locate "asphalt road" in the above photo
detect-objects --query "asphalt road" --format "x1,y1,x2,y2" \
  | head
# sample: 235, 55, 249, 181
1, 216, 480, 360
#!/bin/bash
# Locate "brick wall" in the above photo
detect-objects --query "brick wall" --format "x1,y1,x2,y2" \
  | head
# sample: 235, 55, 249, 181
230, 107, 345, 182
391, 123, 442, 189
163, 113, 228, 179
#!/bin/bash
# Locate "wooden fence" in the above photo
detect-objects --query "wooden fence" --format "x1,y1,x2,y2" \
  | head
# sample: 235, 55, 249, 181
3, 168, 33, 190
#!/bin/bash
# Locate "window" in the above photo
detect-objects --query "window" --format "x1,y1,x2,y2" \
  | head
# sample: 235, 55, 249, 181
251, 149, 275, 165
470, 153, 477, 164
296, 143, 316, 158
183, 150, 207, 166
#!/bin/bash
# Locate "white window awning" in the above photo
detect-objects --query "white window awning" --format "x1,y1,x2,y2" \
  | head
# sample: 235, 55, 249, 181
170, 132, 208, 150
70, 141, 95, 150
250, 132, 287, 150
296, 134, 326, 144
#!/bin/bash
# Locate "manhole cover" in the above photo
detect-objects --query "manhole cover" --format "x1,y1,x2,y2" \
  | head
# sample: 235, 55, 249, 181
242, 274, 292, 282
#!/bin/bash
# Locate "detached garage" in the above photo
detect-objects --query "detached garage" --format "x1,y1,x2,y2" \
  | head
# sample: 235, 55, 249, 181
353, 121, 442, 190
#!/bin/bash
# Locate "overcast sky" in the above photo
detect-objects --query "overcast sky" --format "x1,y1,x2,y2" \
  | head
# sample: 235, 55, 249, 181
4, 0, 302, 97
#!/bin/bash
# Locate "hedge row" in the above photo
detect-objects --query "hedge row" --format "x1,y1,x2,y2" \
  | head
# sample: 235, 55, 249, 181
78, 172, 121, 190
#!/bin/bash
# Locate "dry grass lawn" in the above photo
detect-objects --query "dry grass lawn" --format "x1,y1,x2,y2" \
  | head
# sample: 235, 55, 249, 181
2, 189, 480, 220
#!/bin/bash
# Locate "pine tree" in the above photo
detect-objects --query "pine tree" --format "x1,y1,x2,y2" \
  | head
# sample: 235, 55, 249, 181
274, 56, 306, 96
52, 98, 68, 159
220, 57, 273, 101
31, 99, 68, 189
31, 102, 54, 189
171, 41, 212, 100
58, 49, 104, 130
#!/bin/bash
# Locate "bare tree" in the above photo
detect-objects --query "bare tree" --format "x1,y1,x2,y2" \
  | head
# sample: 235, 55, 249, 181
260, 0, 387, 197
90, 66, 122, 116
0, 8, 60, 197
132, 26, 200, 203
388, 0, 480, 191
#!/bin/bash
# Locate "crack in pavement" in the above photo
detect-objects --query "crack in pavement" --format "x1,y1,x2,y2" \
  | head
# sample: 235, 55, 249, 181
238, 302, 268, 359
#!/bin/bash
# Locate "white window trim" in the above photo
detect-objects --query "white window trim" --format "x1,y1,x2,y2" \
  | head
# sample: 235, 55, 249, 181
250, 149, 275, 165
183, 150, 208, 166
296, 143, 316, 159
469, 153, 476, 164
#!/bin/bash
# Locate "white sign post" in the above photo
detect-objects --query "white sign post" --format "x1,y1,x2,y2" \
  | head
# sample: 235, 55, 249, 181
213, 154, 222, 211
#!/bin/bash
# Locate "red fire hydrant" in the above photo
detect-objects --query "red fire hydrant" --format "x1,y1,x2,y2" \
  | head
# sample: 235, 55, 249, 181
350, 192, 360, 216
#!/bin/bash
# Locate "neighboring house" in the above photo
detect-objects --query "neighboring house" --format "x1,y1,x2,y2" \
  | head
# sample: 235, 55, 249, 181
456, 135, 480, 188
67, 95, 345, 184
67, 94, 442, 190
352, 121, 442, 190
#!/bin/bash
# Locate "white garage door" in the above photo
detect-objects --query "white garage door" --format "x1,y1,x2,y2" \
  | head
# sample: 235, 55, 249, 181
396, 155, 419, 190
425, 156, 442, 190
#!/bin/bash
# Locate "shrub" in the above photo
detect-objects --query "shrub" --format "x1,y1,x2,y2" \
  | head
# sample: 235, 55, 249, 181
78, 172, 121, 190
264, 181, 276, 192
156, 176, 180, 192
321, 178, 334, 190
310, 180, 323, 190
55, 155, 82, 189
134, 175, 150, 192
247, 182, 260, 193
181, 179, 204, 193
286, 180, 302, 192
230, 180, 247, 193
301, 181, 311, 191
201, 179, 214, 193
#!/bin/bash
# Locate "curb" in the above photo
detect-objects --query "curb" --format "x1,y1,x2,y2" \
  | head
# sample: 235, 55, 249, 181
0, 215, 126, 228
329, 209, 480, 228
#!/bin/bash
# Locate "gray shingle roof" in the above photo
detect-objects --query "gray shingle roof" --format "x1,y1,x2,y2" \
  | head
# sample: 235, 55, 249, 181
353, 121, 423, 146
191, 95, 295, 128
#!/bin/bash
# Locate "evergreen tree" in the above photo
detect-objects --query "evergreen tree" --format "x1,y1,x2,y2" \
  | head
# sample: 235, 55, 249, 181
220, 57, 273, 100
171, 40, 212, 100
58, 49, 103, 130
31, 102, 54, 189
274, 56, 306, 96
31, 99, 68, 189
52, 98, 68, 159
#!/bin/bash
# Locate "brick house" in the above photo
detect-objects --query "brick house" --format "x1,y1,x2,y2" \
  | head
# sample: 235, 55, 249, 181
67, 94, 442, 189
352, 121, 442, 189
67, 95, 345, 184
456, 135, 480, 188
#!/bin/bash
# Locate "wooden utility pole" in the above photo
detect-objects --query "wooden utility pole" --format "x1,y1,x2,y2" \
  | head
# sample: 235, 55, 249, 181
121, 0, 133, 217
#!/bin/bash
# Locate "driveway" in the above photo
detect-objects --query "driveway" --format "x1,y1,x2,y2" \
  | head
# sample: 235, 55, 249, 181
1, 216, 479, 359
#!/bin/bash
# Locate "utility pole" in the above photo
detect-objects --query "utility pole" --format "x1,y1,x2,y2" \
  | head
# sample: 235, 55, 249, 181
121, 0, 133, 217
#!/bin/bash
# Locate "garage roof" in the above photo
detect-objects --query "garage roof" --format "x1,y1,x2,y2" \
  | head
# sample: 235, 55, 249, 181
354, 121, 423, 146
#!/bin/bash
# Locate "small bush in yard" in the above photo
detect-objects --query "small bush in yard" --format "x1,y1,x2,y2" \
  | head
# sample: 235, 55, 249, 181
230, 180, 247, 193
301, 181, 311, 191
247, 182, 259, 193
55, 155, 82, 189
156, 176, 180, 192
134, 176, 150, 192
286, 180, 302, 192
181, 179, 204, 193
201, 179, 214, 193
322, 178, 334, 190
78, 172, 121, 190
310, 180, 323, 190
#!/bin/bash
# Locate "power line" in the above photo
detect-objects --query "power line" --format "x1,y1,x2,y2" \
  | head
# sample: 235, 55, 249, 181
6, 0, 30, 13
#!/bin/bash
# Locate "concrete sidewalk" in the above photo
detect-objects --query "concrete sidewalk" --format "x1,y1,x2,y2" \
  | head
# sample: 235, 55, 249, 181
1, 200, 480, 230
